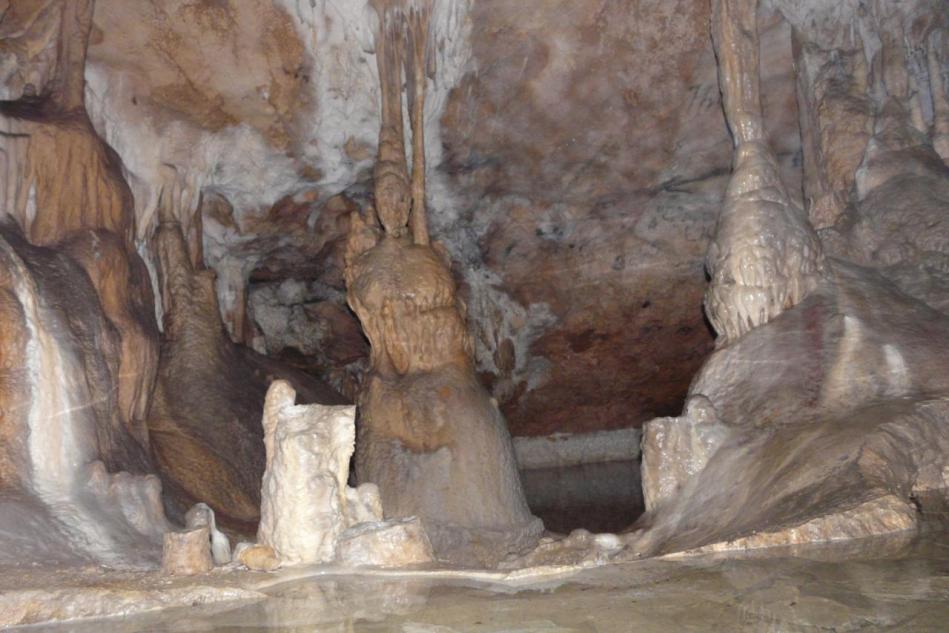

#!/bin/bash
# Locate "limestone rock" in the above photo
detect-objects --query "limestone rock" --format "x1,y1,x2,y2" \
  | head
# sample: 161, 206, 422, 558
677, 495, 919, 555
640, 396, 728, 512
0, 225, 169, 569
630, 0, 949, 559
184, 503, 231, 566
336, 518, 435, 568
161, 527, 213, 576
634, 262, 949, 557
705, 0, 824, 344
257, 380, 358, 566
344, 484, 385, 526
80, 0, 776, 437
345, 8, 542, 566
235, 543, 281, 572
148, 213, 345, 530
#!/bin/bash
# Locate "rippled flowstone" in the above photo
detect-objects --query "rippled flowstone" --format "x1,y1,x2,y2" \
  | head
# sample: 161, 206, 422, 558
631, 0, 949, 559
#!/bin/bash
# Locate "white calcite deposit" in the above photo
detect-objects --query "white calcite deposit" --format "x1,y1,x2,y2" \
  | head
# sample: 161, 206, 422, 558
256, 380, 433, 567
184, 503, 231, 566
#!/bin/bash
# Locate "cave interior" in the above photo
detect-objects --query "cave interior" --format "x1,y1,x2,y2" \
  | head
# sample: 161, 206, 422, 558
0, 0, 948, 630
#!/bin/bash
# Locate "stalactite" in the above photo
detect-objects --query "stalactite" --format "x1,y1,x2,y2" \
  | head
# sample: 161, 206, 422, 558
405, 4, 432, 246
704, 0, 825, 345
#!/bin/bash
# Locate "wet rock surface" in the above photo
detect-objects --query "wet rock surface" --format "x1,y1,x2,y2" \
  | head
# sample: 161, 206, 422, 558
7, 533, 948, 631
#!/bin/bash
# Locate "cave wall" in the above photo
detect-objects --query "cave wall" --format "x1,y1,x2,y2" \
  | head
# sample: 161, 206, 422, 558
74, 0, 816, 436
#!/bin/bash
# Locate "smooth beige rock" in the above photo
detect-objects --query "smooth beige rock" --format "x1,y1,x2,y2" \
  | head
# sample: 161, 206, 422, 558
336, 518, 434, 568
161, 527, 213, 576
235, 543, 281, 572
675, 495, 918, 556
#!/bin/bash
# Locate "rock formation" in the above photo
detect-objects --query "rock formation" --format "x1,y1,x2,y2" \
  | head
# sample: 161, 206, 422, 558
257, 380, 362, 565
256, 380, 433, 568
0, 0, 946, 592
148, 207, 345, 531
0, 0, 168, 568
161, 526, 213, 576
184, 503, 231, 566
345, 0, 542, 566
81, 0, 756, 438
704, 0, 825, 344
632, 0, 949, 557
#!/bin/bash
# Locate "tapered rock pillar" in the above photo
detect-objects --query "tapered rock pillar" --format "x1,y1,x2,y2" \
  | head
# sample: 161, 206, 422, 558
345, 1, 542, 567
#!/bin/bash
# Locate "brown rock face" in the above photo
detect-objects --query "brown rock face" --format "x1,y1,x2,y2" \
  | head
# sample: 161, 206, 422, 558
148, 212, 345, 531
435, 1, 801, 434
73, 0, 806, 438
61, 230, 159, 448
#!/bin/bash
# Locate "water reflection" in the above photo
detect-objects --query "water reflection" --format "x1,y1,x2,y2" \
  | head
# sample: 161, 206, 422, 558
30, 533, 949, 633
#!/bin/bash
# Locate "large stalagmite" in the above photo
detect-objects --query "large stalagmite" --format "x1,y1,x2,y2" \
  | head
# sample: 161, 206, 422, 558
345, 0, 542, 566
256, 380, 434, 567
257, 380, 362, 565
633, 0, 949, 557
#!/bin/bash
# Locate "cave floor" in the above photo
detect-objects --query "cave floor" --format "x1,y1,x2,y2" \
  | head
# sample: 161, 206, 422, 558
10, 529, 949, 632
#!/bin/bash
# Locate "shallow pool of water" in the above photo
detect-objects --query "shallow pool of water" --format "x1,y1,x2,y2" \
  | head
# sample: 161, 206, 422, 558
29, 531, 949, 633
519, 460, 644, 534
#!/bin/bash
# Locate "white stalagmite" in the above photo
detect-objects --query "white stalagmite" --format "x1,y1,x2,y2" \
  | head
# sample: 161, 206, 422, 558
256, 380, 434, 567
184, 503, 232, 565
257, 380, 362, 565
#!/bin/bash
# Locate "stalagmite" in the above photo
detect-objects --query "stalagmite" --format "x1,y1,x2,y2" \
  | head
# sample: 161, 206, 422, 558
184, 503, 231, 566
161, 527, 213, 576
256, 379, 433, 568
148, 205, 345, 530
257, 380, 363, 565
346, 0, 542, 567
0, 0, 948, 627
